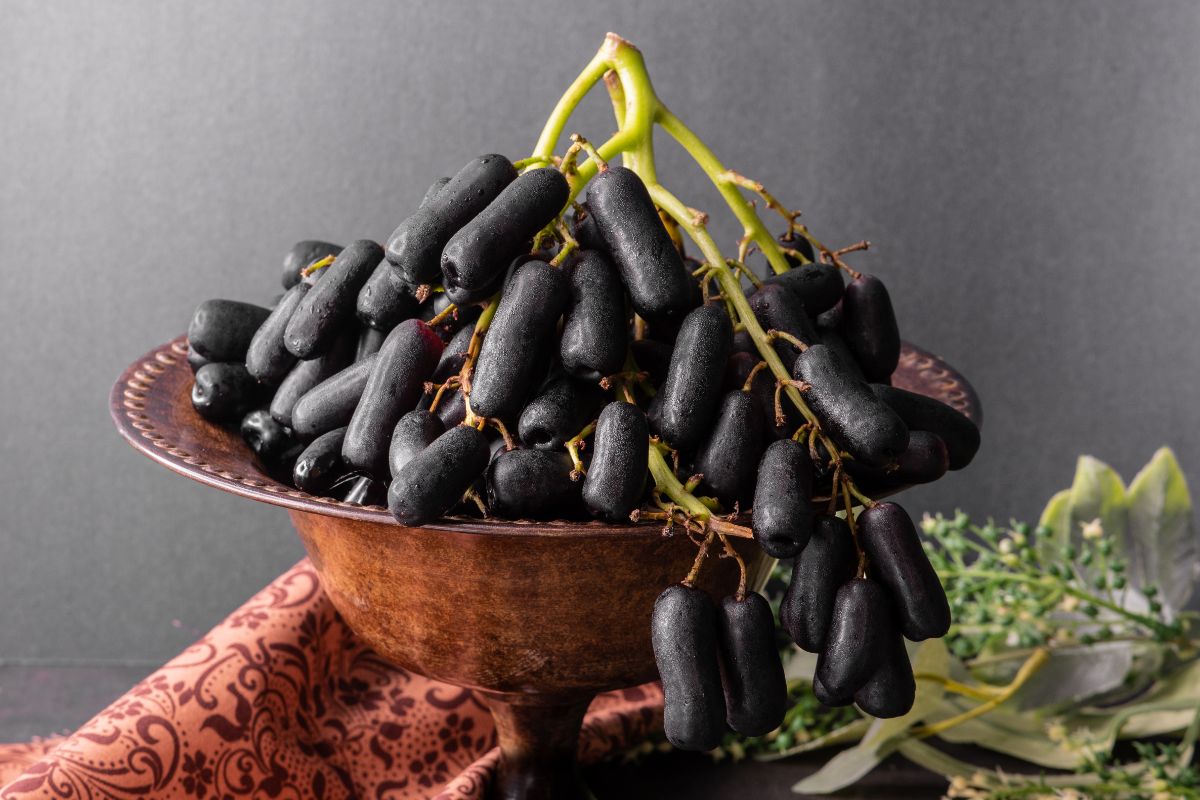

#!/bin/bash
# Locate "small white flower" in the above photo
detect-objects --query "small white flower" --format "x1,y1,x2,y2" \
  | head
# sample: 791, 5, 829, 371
1081, 518, 1104, 539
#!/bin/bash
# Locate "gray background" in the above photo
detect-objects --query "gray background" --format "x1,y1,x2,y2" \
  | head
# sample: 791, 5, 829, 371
2, 0, 1198, 669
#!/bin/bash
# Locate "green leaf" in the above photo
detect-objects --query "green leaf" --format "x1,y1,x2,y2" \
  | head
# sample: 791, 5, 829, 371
1012, 642, 1135, 711
1126, 447, 1197, 612
1037, 456, 1128, 560
930, 700, 1082, 769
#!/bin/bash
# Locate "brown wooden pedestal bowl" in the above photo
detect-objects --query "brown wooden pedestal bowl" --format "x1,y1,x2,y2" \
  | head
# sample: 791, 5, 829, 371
110, 336, 979, 800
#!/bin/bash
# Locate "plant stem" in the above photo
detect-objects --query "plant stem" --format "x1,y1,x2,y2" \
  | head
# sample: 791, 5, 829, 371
911, 648, 1050, 738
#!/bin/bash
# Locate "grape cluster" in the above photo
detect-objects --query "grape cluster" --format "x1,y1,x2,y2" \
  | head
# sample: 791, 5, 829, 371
183, 149, 980, 740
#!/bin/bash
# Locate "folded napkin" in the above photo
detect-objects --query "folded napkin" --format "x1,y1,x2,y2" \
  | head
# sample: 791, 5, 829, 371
0, 560, 663, 799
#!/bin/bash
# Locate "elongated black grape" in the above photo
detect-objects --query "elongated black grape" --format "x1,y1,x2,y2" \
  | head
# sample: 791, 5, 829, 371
356, 326, 386, 360
356, 264, 420, 332
793, 344, 908, 467
816, 578, 890, 698
386, 155, 517, 284
434, 388, 468, 429
570, 201, 603, 250
342, 320, 444, 477
292, 427, 348, 494
651, 584, 727, 751
587, 166, 694, 321
582, 401, 648, 523
842, 274, 900, 382
723, 352, 798, 441
812, 671, 853, 707
751, 439, 814, 558
854, 630, 915, 718
517, 375, 605, 451
630, 339, 672, 387
290, 354, 376, 439
857, 502, 951, 641
187, 346, 210, 373
340, 474, 388, 507
187, 299, 271, 362
748, 283, 819, 372
695, 391, 763, 509
469, 259, 568, 420
282, 240, 342, 289
716, 592, 787, 736
763, 262, 844, 318
240, 409, 303, 467
441, 167, 568, 294
847, 430, 949, 491
191, 363, 263, 422
389, 410, 445, 478
246, 283, 307, 384
817, 327, 865, 382
731, 328, 756, 355
284, 240, 382, 359
649, 304, 733, 451
560, 251, 628, 381
388, 424, 490, 526
775, 231, 816, 265
780, 516, 857, 652
486, 449, 580, 520
869, 384, 980, 470
269, 331, 356, 428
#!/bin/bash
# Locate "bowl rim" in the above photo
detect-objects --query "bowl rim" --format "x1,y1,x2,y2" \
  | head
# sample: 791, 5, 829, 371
111, 335, 981, 534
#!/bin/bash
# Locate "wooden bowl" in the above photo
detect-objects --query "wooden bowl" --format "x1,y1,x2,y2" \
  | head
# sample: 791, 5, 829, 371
110, 336, 979, 799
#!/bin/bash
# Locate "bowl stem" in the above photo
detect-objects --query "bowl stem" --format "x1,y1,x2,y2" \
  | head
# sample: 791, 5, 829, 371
483, 691, 595, 800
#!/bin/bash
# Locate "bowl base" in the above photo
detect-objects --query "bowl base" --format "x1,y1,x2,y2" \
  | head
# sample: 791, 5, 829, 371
484, 691, 594, 800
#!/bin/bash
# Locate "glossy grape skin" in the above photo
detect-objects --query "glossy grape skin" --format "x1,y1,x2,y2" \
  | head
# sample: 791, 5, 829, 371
751, 439, 814, 558
187, 299, 271, 362
186, 346, 210, 374
587, 166, 694, 321
793, 343, 908, 468
816, 327, 865, 382
570, 201, 604, 250
716, 592, 787, 736
191, 363, 263, 422
356, 326, 386, 360
433, 388, 468, 429
762, 261, 843, 318
816, 578, 890, 698
747, 283, 819, 372
694, 391, 763, 509
847, 430, 949, 491
812, 671, 853, 707
780, 516, 857, 652
581, 401, 648, 523
517, 376, 605, 451
282, 240, 342, 289
356, 263, 420, 332
869, 384, 981, 470
339, 474, 388, 507
774, 231, 816, 265
441, 167, 569, 294
284, 240, 383, 359
469, 259, 569, 420
239, 409, 303, 468
857, 502, 951, 641
842, 274, 901, 382
854, 631, 915, 718
269, 331, 356, 429
388, 424, 490, 526
292, 427, 348, 494
388, 410, 445, 478
560, 251, 628, 382
342, 320, 443, 477
649, 304, 733, 452
386, 154, 517, 285
486, 449, 580, 520
246, 283, 307, 384
290, 354, 376, 439
723, 351, 799, 441
651, 584, 727, 752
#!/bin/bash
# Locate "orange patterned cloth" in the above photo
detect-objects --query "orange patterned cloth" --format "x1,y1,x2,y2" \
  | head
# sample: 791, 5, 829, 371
0, 560, 663, 799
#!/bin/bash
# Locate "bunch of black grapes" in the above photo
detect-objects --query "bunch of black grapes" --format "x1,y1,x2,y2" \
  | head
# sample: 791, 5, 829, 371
184, 152, 980, 740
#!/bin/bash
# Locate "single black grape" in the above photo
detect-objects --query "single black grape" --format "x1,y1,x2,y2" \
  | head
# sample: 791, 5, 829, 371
388, 424, 490, 526
517, 375, 605, 451
854, 630, 915, 718
780, 516, 857, 652
469, 259, 569, 420
842, 274, 901, 382
187, 299, 270, 362
386, 155, 517, 285
857, 502, 951, 641
290, 354, 376, 439
342, 319, 444, 477
191, 363, 263, 422
441, 167, 569, 295
716, 592, 787, 736
284, 240, 382, 359
187, 346, 210, 374
240, 409, 303, 467
762, 261, 843, 318
816, 327, 866, 382
793, 343, 908, 467
587, 166, 694, 321
651, 584, 727, 752
811, 671, 853, 707
486, 448, 580, 520
389, 410, 445, 478
246, 283, 307, 384
433, 388, 468, 429
582, 401, 648, 523
847, 430, 949, 491
282, 240, 342, 289
292, 427, 348, 494
751, 439, 814, 558
356, 264, 420, 332
774, 231, 816, 265
816, 578, 890, 698
649, 304, 733, 452
869, 384, 980, 470
694, 391, 764, 509
748, 283, 819, 372
340, 474, 388, 507
560, 250, 628, 381
269, 330, 356, 429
